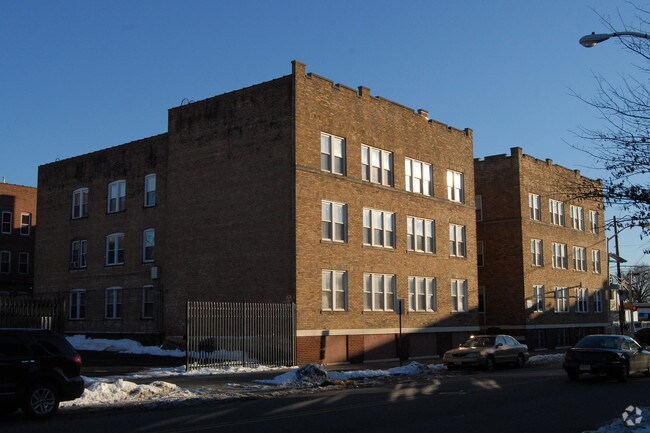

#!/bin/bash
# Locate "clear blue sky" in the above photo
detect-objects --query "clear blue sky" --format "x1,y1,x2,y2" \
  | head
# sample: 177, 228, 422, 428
1, 0, 647, 267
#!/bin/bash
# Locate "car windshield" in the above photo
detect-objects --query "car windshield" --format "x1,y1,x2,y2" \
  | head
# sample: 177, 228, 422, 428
574, 336, 621, 350
460, 337, 495, 348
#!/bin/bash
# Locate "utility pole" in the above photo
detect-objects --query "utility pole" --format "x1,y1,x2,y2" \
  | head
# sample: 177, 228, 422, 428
613, 216, 626, 334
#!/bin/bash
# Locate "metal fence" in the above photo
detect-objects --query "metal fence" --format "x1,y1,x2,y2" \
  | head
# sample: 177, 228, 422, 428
186, 301, 296, 370
0, 296, 65, 331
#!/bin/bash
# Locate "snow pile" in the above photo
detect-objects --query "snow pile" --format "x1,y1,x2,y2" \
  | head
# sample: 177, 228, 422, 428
127, 364, 285, 379
67, 335, 184, 357
591, 407, 650, 433
527, 353, 564, 365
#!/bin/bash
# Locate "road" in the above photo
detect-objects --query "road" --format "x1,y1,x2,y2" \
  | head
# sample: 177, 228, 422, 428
2, 363, 649, 433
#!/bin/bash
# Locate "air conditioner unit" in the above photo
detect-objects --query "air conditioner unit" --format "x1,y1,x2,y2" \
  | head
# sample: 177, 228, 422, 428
151, 267, 159, 280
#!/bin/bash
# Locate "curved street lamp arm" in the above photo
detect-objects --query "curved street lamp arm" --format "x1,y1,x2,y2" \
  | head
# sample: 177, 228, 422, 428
579, 31, 650, 48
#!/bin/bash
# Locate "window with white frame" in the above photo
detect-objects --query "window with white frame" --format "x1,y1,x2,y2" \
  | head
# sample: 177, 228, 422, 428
446, 170, 464, 203
1, 211, 12, 234
592, 250, 601, 273
143, 229, 155, 263
477, 241, 484, 267
363, 273, 395, 312
142, 285, 155, 319
72, 188, 88, 219
405, 158, 433, 196
144, 174, 156, 207
529, 194, 541, 221
106, 233, 125, 266
20, 213, 31, 236
105, 287, 123, 319
407, 216, 435, 253
594, 290, 603, 313
549, 199, 565, 226
362, 145, 393, 186
18, 252, 29, 274
449, 224, 466, 257
70, 239, 87, 269
531, 239, 544, 267
451, 279, 468, 312
555, 287, 569, 313
363, 208, 395, 248
589, 210, 599, 234
0, 251, 10, 273
107, 180, 126, 213
533, 285, 545, 312
573, 246, 587, 272
322, 270, 347, 311
576, 288, 588, 313
552, 242, 568, 269
475, 195, 483, 221
69, 289, 86, 320
570, 205, 585, 231
408, 276, 436, 312
322, 201, 347, 243
321, 133, 346, 175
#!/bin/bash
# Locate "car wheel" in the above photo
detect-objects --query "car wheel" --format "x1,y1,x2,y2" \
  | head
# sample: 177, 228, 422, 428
567, 370, 580, 381
22, 382, 59, 419
516, 353, 526, 368
485, 355, 496, 371
617, 364, 629, 383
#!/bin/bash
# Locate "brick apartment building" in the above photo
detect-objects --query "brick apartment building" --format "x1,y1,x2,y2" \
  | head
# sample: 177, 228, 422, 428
474, 147, 609, 350
0, 182, 37, 295
34, 61, 480, 363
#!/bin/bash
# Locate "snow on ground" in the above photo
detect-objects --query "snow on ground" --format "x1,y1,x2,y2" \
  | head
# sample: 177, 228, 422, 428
67, 335, 185, 357
588, 406, 650, 433
527, 353, 565, 364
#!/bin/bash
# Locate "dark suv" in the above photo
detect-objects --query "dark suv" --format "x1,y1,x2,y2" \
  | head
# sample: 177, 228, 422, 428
0, 329, 84, 418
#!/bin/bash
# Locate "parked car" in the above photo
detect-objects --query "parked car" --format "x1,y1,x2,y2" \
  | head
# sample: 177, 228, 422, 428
563, 334, 650, 382
0, 329, 85, 418
634, 327, 650, 346
442, 335, 529, 370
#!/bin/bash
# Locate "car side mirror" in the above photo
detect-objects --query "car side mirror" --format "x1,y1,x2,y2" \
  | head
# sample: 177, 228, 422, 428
496, 343, 503, 348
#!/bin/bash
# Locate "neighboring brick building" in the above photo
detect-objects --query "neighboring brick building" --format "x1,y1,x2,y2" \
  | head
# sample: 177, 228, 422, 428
34, 61, 480, 363
0, 182, 37, 295
475, 147, 609, 350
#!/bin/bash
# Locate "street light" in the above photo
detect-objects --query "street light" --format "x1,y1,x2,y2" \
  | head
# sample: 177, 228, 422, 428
579, 31, 650, 47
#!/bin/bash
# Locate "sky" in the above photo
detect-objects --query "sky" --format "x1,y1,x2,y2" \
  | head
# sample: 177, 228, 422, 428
1, 0, 648, 267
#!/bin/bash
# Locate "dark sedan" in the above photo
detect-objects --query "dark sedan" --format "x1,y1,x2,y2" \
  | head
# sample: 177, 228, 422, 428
563, 334, 650, 382
634, 327, 650, 346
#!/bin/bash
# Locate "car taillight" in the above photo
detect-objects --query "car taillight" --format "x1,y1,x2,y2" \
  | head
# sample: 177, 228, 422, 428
72, 355, 82, 368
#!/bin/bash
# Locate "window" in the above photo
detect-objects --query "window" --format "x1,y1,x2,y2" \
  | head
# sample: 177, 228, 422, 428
449, 224, 466, 257
475, 195, 483, 222
105, 287, 123, 319
1, 211, 12, 234
594, 290, 603, 313
405, 158, 433, 196
478, 287, 485, 313
549, 200, 565, 226
556, 329, 569, 347
552, 242, 568, 269
533, 285, 545, 312
555, 287, 569, 313
576, 288, 588, 313
18, 252, 29, 274
142, 286, 155, 319
589, 210, 599, 234
143, 229, 155, 263
531, 239, 544, 267
536, 330, 546, 349
363, 208, 395, 248
408, 276, 436, 312
592, 250, 601, 273
144, 174, 156, 207
528, 194, 541, 220
107, 180, 126, 213
570, 205, 585, 231
477, 241, 484, 267
321, 133, 346, 175
69, 290, 86, 320
72, 188, 88, 219
446, 170, 464, 203
106, 233, 125, 266
407, 217, 435, 253
363, 273, 395, 312
0, 251, 10, 273
451, 279, 468, 312
70, 240, 87, 269
322, 270, 347, 311
573, 246, 587, 272
322, 201, 347, 243
20, 213, 31, 236
361, 145, 393, 186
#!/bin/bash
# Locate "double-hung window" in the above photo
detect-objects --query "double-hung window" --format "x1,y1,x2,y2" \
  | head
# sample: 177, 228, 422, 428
549, 200, 565, 226
321, 133, 346, 175
533, 285, 545, 312
531, 239, 543, 266
363, 208, 395, 248
589, 210, 599, 234
576, 288, 588, 313
143, 229, 155, 263
72, 188, 88, 219
529, 194, 541, 220
449, 224, 466, 257
477, 241, 484, 267
407, 216, 435, 253
69, 290, 86, 320
106, 233, 124, 266
573, 246, 587, 272
552, 242, 568, 269
322, 201, 347, 243
555, 287, 569, 313
0, 251, 10, 273
592, 250, 601, 273
142, 285, 155, 319
408, 276, 436, 312
20, 213, 31, 236
70, 240, 87, 269
570, 205, 585, 231
144, 174, 156, 207
451, 279, 468, 312
18, 252, 29, 274
363, 273, 395, 312
107, 180, 126, 213
446, 170, 464, 203
105, 287, 123, 319
475, 195, 483, 222
322, 270, 347, 311
594, 290, 603, 313
1, 211, 12, 234
405, 158, 432, 196
361, 145, 393, 186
